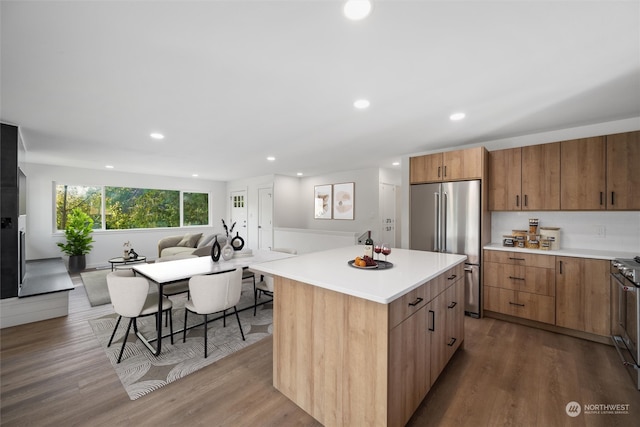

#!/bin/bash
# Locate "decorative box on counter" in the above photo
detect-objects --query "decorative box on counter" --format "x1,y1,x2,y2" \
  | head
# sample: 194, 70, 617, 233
539, 227, 560, 250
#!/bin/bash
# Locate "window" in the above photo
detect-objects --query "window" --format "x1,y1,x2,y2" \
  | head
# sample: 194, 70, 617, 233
56, 184, 102, 230
55, 184, 209, 230
183, 192, 209, 226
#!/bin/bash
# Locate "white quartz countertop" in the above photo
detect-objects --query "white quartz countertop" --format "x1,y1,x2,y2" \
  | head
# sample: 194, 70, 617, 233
484, 243, 637, 260
249, 246, 467, 304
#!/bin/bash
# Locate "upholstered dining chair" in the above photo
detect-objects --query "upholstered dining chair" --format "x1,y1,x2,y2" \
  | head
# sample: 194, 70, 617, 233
106, 270, 174, 363
253, 248, 297, 315
183, 268, 245, 358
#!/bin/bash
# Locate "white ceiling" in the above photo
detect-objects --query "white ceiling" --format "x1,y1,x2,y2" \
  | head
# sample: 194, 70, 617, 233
2, 0, 639, 181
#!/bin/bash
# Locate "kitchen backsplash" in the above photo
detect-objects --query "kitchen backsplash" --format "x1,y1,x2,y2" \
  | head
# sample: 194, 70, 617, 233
491, 211, 640, 253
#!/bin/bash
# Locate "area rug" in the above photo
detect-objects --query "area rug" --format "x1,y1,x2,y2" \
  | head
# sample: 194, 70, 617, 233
88, 282, 273, 400
80, 269, 112, 306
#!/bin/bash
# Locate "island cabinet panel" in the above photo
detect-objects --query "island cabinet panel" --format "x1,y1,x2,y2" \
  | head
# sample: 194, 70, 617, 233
555, 257, 610, 336
273, 263, 465, 427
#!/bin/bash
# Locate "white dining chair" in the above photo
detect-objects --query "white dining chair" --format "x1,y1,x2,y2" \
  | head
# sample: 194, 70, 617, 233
183, 268, 245, 358
106, 270, 174, 363
253, 248, 297, 315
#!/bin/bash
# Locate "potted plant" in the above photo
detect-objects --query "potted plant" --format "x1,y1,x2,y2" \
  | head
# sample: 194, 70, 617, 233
57, 208, 95, 272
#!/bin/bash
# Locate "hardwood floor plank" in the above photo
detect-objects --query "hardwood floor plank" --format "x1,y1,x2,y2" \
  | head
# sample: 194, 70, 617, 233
1, 272, 639, 426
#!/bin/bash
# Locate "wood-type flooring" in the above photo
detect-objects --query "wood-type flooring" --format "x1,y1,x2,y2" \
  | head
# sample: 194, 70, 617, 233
1, 272, 639, 426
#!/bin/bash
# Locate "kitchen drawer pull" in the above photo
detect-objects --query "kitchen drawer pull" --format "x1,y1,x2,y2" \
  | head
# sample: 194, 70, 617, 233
508, 276, 525, 281
408, 297, 423, 307
448, 301, 457, 309
447, 274, 457, 280
508, 257, 525, 261
509, 301, 525, 307
428, 310, 435, 331
447, 337, 457, 347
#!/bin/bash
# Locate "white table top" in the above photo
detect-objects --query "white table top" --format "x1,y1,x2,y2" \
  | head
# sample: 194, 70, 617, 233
132, 250, 295, 284
249, 246, 467, 304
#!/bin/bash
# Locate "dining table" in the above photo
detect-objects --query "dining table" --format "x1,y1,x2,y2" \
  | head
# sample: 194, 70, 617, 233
131, 249, 295, 356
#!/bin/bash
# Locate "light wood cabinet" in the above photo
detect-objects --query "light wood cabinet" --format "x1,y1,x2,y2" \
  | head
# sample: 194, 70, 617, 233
483, 250, 556, 324
488, 143, 560, 211
555, 257, 610, 336
410, 147, 485, 184
560, 136, 606, 210
606, 131, 640, 210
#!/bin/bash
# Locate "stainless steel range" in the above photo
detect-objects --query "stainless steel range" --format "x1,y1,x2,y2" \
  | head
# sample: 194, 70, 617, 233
611, 256, 640, 390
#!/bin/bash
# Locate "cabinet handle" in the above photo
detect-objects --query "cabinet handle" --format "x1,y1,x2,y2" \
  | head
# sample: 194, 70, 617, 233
516, 195, 520, 207
447, 274, 457, 281
448, 301, 457, 309
437, 166, 441, 178
559, 260, 563, 274
600, 192, 603, 206
408, 297, 423, 307
444, 165, 447, 177
508, 257, 525, 261
428, 310, 435, 331
509, 302, 525, 307
447, 337, 457, 347
611, 192, 615, 206
508, 276, 525, 281
524, 194, 528, 207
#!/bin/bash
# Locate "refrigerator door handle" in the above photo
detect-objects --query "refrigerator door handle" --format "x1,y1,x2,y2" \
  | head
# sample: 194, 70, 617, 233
434, 191, 440, 251
442, 191, 448, 253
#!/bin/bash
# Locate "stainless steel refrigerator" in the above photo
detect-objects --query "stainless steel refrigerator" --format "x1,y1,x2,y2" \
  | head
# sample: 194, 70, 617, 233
410, 180, 481, 318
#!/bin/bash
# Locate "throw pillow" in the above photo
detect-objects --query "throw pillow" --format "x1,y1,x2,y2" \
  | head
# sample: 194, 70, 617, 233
176, 233, 202, 248
197, 233, 216, 248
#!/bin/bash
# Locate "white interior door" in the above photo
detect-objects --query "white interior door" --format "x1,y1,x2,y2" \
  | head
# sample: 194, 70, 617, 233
230, 189, 248, 244
379, 183, 396, 246
258, 187, 273, 250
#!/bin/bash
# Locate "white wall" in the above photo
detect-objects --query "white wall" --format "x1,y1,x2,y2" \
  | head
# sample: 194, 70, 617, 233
400, 117, 640, 250
23, 163, 227, 268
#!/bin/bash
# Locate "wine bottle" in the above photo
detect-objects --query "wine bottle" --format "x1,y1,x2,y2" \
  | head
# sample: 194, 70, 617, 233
364, 231, 373, 259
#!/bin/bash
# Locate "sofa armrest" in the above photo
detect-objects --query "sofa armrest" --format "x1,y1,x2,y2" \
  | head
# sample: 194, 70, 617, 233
157, 235, 184, 257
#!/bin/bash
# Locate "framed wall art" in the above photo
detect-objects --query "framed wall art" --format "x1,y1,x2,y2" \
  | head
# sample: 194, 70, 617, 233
314, 184, 332, 219
333, 182, 354, 220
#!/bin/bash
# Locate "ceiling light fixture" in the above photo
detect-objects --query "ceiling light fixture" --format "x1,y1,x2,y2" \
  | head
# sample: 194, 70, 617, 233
192, 174, 199, 177
354, 99, 370, 109
267, 156, 276, 161
105, 165, 114, 169
392, 162, 400, 166
449, 112, 466, 121
150, 132, 165, 140
297, 172, 303, 176
344, 0, 372, 20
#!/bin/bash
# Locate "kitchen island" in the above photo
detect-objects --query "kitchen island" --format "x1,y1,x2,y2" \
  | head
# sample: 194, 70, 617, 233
250, 246, 467, 427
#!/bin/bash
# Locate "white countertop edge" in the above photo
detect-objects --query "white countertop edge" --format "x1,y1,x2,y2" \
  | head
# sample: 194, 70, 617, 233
484, 243, 637, 260
249, 254, 467, 304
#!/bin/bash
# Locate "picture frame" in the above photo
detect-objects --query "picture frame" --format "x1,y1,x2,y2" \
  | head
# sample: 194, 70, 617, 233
333, 182, 354, 220
314, 184, 332, 219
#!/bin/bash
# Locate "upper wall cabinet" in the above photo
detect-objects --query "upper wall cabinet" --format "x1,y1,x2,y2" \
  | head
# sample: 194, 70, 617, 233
488, 143, 560, 211
560, 136, 606, 210
410, 147, 485, 184
560, 131, 639, 210
606, 131, 640, 210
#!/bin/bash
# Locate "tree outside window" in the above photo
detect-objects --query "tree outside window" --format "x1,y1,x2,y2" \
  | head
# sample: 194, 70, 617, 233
183, 192, 209, 226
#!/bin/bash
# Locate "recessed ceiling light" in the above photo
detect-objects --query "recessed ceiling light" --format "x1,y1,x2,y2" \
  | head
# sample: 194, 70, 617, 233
150, 132, 165, 140
450, 112, 466, 121
192, 174, 199, 177
392, 162, 400, 166
105, 165, 114, 169
354, 99, 370, 109
344, 0, 372, 20
297, 172, 303, 176
267, 156, 276, 161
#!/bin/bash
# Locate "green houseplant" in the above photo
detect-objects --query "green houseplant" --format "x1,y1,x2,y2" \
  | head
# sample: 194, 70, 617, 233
57, 208, 95, 272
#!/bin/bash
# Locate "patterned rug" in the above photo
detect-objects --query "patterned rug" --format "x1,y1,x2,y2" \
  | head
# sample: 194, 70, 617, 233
88, 281, 272, 400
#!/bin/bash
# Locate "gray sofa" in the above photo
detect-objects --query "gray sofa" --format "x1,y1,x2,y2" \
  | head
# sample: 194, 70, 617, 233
157, 233, 227, 258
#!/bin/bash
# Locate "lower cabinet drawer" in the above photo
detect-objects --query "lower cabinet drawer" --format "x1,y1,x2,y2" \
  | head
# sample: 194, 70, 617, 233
484, 286, 555, 325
